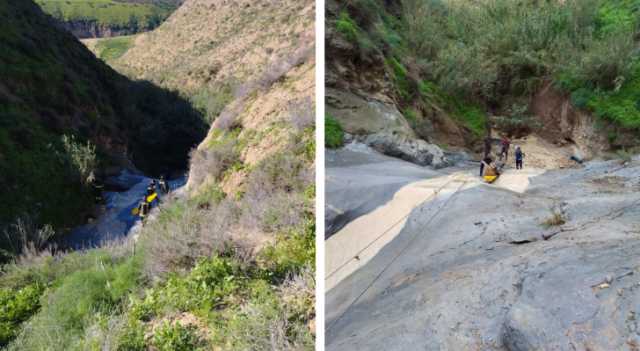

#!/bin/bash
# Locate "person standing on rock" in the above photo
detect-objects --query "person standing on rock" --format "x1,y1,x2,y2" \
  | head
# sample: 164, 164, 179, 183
159, 176, 169, 194
137, 197, 150, 223
500, 136, 511, 161
515, 146, 525, 170
483, 136, 492, 159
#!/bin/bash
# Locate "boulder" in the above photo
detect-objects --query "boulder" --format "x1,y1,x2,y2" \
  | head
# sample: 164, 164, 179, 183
362, 133, 448, 168
326, 88, 450, 167
326, 88, 415, 137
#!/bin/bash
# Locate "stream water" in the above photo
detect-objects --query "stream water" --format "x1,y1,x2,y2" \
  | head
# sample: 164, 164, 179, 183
63, 170, 186, 249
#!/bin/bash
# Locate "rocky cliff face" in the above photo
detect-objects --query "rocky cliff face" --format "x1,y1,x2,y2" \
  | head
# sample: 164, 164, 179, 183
59, 20, 138, 39
325, 1, 474, 167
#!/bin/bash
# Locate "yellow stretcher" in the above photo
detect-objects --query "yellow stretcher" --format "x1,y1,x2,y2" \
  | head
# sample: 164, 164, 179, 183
483, 175, 499, 183
131, 193, 158, 215
146, 193, 157, 203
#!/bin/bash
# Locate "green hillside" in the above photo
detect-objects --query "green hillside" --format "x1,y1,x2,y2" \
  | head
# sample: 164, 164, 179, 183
330, 0, 640, 135
0, 0, 314, 349
35, 0, 180, 32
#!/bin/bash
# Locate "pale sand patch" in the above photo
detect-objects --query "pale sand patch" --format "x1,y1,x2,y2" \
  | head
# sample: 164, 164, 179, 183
325, 134, 572, 291
490, 168, 546, 193
325, 164, 551, 291
325, 173, 478, 291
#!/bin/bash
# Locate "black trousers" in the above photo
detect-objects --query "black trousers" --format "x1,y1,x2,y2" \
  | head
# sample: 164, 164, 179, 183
516, 159, 523, 169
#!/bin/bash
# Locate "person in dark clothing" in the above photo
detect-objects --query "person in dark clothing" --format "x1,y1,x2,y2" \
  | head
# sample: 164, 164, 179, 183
499, 136, 511, 161
137, 198, 150, 222
515, 146, 525, 170
480, 156, 493, 176
159, 176, 169, 194
483, 137, 492, 158
90, 178, 104, 204
146, 180, 157, 197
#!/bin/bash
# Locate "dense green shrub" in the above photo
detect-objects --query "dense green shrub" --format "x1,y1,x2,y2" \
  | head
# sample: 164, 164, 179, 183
325, 115, 344, 148
116, 319, 146, 351
5, 252, 143, 350
586, 63, 640, 129
386, 57, 413, 100
0, 284, 43, 346
339, 0, 640, 132
454, 104, 487, 137
260, 220, 315, 279
153, 322, 204, 351
336, 11, 360, 42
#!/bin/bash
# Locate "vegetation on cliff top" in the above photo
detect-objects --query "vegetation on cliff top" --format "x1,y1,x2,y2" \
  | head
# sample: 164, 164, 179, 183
332, 0, 640, 132
35, 0, 180, 31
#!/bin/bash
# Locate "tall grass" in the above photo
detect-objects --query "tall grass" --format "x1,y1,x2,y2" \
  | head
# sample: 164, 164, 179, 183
336, 0, 640, 130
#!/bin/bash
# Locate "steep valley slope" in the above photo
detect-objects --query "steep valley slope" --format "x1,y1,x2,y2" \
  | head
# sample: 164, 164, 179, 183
1, 0, 315, 349
0, 0, 206, 261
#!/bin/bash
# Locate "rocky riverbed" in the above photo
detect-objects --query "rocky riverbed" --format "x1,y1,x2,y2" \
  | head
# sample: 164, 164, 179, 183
63, 170, 185, 249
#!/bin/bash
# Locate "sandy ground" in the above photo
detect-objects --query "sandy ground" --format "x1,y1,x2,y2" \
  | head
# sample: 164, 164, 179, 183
504, 134, 578, 170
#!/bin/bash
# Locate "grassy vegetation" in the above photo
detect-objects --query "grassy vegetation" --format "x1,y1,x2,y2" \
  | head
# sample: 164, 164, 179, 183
93, 35, 135, 62
335, 11, 359, 43
334, 0, 640, 134
542, 208, 567, 228
1, 122, 315, 349
386, 57, 412, 101
325, 115, 344, 148
35, 0, 178, 30
190, 83, 235, 124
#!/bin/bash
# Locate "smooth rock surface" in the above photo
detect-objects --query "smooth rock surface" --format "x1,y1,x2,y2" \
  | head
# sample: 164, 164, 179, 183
326, 155, 640, 351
